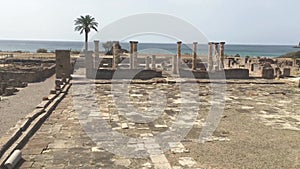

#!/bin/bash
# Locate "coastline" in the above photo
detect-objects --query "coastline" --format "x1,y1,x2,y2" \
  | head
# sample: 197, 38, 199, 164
0, 40, 299, 57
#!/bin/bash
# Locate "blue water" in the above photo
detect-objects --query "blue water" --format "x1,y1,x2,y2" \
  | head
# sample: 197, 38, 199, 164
0, 40, 299, 57
0, 40, 84, 52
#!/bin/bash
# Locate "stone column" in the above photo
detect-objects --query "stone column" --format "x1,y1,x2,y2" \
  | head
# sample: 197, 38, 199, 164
177, 41, 182, 71
213, 42, 220, 71
112, 43, 119, 69
172, 55, 178, 74
129, 41, 134, 69
94, 40, 100, 68
85, 50, 94, 78
94, 40, 99, 56
208, 42, 213, 71
192, 42, 198, 70
132, 41, 138, 69
220, 42, 225, 70
151, 55, 156, 70
55, 50, 71, 79
145, 56, 150, 70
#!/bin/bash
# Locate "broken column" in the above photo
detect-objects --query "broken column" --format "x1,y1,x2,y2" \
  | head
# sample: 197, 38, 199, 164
55, 50, 71, 79
208, 42, 213, 71
129, 41, 134, 69
145, 56, 150, 70
85, 50, 94, 78
192, 42, 198, 70
112, 43, 120, 69
172, 55, 178, 74
132, 41, 138, 69
151, 55, 156, 70
220, 42, 225, 70
177, 41, 182, 72
213, 42, 220, 71
94, 40, 100, 68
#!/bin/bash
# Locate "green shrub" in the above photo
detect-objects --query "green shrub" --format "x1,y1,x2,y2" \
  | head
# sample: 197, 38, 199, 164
71, 50, 81, 54
280, 51, 300, 58
13, 50, 23, 53
36, 48, 48, 53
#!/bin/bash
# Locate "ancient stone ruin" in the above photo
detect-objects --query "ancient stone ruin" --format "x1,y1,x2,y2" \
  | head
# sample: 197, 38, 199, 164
75, 40, 253, 80
0, 57, 55, 96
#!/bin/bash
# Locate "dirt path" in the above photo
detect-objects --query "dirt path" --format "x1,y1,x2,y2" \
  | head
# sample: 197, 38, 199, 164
0, 76, 55, 137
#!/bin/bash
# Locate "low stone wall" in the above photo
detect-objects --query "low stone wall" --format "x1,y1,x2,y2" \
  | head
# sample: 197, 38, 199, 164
180, 69, 249, 79
93, 69, 163, 80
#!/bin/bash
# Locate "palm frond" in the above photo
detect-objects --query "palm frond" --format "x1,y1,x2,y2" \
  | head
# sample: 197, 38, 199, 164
74, 14, 99, 50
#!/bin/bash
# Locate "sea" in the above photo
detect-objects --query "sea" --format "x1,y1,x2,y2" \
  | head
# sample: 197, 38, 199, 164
0, 40, 299, 57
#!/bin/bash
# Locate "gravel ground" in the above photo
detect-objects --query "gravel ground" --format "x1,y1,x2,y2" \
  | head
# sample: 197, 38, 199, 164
0, 75, 55, 137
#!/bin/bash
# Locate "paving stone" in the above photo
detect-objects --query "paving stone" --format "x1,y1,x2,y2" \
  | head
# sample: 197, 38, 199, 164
154, 124, 168, 128
169, 142, 189, 153
241, 106, 255, 110
121, 123, 129, 129
114, 158, 131, 167
18, 79, 300, 168
178, 157, 197, 168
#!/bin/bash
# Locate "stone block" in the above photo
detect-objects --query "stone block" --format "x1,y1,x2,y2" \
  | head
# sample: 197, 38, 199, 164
4, 87, 17, 96
55, 50, 71, 79
283, 68, 291, 77
262, 67, 274, 79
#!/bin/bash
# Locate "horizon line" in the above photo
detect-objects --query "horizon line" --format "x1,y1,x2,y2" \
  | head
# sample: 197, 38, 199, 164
0, 38, 297, 46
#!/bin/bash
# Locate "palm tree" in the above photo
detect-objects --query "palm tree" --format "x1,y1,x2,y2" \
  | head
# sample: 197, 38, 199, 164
74, 15, 99, 51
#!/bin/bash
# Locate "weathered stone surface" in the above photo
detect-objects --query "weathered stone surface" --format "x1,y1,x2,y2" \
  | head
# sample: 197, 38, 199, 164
178, 157, 197, 167
17, 78, 300, 169
55, 50, 71, 79
262, 67, 274, 79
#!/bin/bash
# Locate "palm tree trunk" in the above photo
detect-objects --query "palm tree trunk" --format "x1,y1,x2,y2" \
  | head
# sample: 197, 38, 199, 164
85, 31, 88, 51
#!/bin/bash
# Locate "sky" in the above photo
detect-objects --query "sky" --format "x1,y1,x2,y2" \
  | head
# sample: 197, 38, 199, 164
0, 0, 299, 45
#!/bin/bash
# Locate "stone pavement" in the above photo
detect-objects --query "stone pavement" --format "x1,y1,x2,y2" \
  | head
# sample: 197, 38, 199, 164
19, 79, 300, 168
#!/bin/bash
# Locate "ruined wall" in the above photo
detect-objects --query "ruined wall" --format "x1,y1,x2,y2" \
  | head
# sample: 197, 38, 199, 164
180, 69, 249, 79
95, 69, 162, 80
0, 65, 55, 83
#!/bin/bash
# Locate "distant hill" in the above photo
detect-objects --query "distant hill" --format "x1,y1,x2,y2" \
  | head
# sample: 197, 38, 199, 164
278, 51, 300, 58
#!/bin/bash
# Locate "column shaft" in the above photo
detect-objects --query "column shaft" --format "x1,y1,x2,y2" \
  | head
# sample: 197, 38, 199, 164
145, 56, 150, 69
151, 55, 156, 69
94, 40, 100, 68
85, 50, 94, 78
129, 41, 134, 69
133, 41, 138, 69
112, 43, 119, 69
220, 42, 225, 70
172, 55, 178, 74
177, 41, 182, 72
214, 42, 220, 71
208, 42, 213, 71
192, 42, 198, 70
